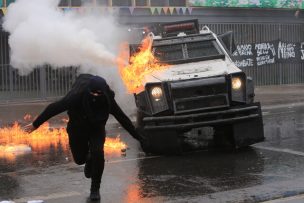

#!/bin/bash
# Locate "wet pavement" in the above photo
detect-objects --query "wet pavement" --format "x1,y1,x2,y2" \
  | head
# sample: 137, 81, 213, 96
2, 86, 304, 202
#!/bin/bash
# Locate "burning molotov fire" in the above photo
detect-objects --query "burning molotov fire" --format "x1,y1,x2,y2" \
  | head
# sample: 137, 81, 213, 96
104, 136, 126, 151
104, 135, 127, 157
118, 36, 169, 94
0, 115, 128, 161
0, 122, 69, 161
0, 144, 31, 161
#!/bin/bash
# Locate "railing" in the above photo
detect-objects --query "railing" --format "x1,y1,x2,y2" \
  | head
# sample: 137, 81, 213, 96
1, 23, 304, 102
0, 29, 78, 103
0, 65, 78, 103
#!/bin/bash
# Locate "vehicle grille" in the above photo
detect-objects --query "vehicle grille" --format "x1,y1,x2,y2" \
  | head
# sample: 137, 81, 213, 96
170, 77, 229, 114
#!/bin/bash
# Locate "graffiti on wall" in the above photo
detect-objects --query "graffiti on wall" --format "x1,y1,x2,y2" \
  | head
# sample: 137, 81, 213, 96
188, 0, 304, 9
232, 40, 304, 67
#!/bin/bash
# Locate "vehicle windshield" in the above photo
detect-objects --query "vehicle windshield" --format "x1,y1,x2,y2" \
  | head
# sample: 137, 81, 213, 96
152, 39, 224, 64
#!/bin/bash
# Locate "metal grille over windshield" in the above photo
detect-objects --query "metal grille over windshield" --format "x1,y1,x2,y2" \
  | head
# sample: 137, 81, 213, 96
152, 39, 222, 64
187, 41, 219, 58
153, 44, 183, 62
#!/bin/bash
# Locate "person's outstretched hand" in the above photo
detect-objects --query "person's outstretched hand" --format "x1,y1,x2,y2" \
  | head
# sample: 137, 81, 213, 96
23, 123, 37, 134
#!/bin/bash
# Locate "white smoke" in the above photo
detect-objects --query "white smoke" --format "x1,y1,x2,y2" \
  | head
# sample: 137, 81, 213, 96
3, 0, 125, 73
3, 0, 136, 114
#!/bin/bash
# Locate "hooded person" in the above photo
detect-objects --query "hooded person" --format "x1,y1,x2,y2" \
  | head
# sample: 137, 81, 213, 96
23, 74, 143, 201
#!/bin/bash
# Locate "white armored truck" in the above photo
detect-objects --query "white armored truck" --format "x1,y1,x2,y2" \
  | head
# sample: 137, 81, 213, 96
132, 20, 264, 154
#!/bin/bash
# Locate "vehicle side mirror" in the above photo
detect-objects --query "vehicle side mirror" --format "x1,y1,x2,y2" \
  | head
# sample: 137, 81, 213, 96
218, 31, 236, 54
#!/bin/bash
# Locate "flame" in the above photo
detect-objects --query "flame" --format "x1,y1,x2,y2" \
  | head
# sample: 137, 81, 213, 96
0, 115, 128, 161
0, 122, 69, 153
104, 135, 127, 150
104, 135, 127, 157
0, 144, 31, 161
118, 36, 169, 94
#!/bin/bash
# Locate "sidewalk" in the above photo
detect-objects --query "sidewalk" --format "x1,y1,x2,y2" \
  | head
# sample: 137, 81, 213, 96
1, 84, 304, 126
255, 84, 304, 107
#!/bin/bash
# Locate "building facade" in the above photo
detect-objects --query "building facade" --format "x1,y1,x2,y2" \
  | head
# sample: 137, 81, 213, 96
0, 0, 304, 102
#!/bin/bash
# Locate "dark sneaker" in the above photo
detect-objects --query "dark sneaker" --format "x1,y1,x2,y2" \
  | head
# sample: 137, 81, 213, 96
84, 157, 92, 179
90, 190, 100, 201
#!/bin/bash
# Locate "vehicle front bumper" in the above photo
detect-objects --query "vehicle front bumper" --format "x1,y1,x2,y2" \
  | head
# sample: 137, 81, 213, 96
143, 102, 262, 131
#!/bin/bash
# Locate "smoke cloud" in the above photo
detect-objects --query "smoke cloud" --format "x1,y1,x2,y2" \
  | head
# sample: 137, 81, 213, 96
3, 0, 125, 73
2, 0, 136, 114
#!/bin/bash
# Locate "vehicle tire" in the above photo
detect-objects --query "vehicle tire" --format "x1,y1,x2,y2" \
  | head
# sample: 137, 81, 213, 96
145, 130, 183, 155
213, 125, 236, 149
136, 111, 183, 155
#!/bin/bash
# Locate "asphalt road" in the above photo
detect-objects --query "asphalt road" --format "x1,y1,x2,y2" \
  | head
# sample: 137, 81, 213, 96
1, 105, 304, 203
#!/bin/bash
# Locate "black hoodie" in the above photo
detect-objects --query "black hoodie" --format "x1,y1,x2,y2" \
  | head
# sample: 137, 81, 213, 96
32, 74, 139, 140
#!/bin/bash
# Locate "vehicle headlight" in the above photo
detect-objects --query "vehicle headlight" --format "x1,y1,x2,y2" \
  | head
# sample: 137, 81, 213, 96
231, 75, 246, 102
151, 87, 163, 101
147, 84, 168, 114
232, 77, 242, 90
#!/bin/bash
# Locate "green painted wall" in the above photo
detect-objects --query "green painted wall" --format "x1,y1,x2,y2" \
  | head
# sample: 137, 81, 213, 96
189, 0, 304, 9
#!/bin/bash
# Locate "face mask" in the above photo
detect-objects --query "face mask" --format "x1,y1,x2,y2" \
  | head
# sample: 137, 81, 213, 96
88, 91, 108, 109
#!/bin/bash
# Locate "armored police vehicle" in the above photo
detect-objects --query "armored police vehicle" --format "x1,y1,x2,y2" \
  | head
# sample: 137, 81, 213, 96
133, 20, 264, 154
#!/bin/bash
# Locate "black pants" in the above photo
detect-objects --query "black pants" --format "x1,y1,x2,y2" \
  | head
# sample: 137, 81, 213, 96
67, 123, 105, 190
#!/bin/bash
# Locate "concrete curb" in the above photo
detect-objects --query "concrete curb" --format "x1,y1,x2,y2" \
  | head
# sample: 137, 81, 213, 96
261, 101, 304, 111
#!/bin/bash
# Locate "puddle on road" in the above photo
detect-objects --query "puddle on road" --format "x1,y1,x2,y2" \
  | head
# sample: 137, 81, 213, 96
2, 110, 304, 202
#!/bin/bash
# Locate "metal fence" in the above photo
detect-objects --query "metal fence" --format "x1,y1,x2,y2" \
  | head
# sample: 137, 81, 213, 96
1, 23, 304, 102
0, 31, 78, 102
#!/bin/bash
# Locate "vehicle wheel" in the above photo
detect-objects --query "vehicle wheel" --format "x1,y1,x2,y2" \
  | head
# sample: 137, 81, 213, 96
142, 130, 183, 155
213, 125, 236, 149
